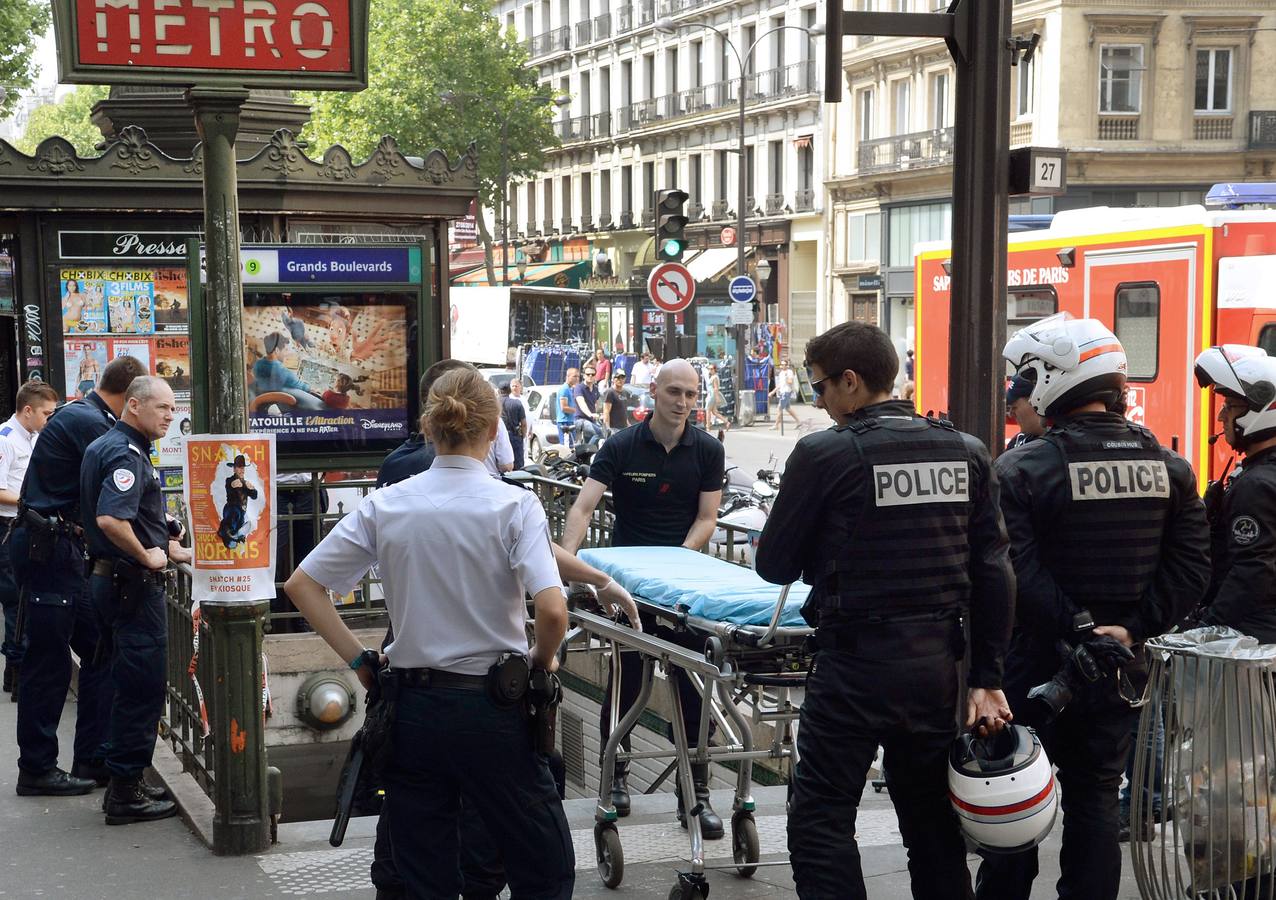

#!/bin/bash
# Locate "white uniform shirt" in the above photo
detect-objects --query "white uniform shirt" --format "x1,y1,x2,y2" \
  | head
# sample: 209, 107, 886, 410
0, 415, 36, 518
299, 455, 562, 674
484, 419, 514, 477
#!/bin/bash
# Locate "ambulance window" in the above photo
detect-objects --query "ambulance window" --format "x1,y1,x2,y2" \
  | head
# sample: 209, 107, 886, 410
1259, 325, 1276, 357
1114, 283, 1159, 380
1006, 288, 1058, 375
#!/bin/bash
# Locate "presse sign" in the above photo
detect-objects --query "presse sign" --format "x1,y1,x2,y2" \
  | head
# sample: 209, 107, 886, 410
52, 0, 368, 88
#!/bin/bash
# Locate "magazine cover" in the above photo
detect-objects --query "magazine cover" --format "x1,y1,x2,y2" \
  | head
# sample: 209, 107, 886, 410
152, 335, 191, 394
106, 276, 156, 334
62, 338, 110, 400
153, 268, 189, 332
60, 270, 109, 334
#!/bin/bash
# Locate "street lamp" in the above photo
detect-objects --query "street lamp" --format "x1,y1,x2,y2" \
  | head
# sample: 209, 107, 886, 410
440, 90, 570, 285
655, 16, 822, 422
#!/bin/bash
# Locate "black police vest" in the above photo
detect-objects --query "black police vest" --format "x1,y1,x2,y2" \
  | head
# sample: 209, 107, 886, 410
1038, 420, 1172, 614
816, 416, 975, 615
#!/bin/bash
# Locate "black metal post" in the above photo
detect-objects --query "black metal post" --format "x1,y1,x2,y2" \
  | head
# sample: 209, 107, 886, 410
947, 0, 1011, 450
501, 119, 510, 286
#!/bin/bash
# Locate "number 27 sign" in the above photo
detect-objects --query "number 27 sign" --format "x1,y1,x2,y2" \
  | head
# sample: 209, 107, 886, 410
52, 0, 369, 89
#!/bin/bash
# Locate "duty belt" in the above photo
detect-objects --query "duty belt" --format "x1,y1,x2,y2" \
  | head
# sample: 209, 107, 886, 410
395, 668, 487, 692
20, 508, 80, 537
91, 558, 166, 584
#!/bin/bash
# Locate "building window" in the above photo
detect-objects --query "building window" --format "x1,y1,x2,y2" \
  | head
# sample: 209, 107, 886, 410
581, 175, 592, 224
692, 40, 703, 88
527, 180, 537, 230
1007, 287, 1057, 332
798, 143, 814, 191
1099, 45, 1143, 113
561, 176, 572, 227
715, 149, 729, 200
601, 169, 612, 217
892, 78, 911, 133
1195, 48, 1232, 113
887, 202, 951, 267
1114, 282, 1160, 380
1016, 51, 1034, 118
931, 71, 949, 130
543, 180, 553, 225
665, 157, 678, 189
690, 154, 703, 206
621, 165, 632, 214
847, 211, 881, 263
642, 161, 655, 212
858, 88, 874, 141
769, 140, 783, 194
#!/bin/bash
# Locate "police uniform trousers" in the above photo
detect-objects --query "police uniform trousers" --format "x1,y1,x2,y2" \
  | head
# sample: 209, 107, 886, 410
385, 681, 574, 900
788, 614, 972, 900
600, 612, 711, 750
88, 572, 167, 779
974, 634, 1142, 900
0, 523, 23, 670
11, 526, 111, 774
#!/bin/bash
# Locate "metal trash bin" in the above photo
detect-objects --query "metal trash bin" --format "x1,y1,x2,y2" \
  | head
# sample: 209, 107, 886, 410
1132, 627, 1276, 899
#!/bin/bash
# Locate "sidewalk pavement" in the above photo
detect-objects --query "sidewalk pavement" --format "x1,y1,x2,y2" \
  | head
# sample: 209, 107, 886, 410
0, 693, 1147, 898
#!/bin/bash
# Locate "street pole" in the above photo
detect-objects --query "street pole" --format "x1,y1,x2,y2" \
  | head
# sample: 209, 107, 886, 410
501, 119, 510, 286
188, 86, 249, 435
735, 59, 749, 426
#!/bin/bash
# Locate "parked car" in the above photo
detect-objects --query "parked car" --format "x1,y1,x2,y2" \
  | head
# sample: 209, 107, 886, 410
524, 382, 570, 461
476, 367, 518, 393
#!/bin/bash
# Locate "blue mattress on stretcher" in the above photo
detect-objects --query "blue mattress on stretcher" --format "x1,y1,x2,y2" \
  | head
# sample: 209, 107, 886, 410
577, 546, 810, 627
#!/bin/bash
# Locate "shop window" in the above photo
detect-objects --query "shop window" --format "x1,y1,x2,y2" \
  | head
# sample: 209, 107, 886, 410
1114, 282, 1159, 380
1257, 323, 1276, 358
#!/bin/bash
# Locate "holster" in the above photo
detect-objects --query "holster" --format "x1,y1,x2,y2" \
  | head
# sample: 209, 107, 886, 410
362, 667, 399, 779
527, 668, 562, 756
486, 652, 530, 708
23, 510, 58, 564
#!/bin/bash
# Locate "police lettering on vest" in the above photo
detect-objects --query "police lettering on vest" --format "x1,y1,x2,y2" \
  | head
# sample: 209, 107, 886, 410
873, 461, 970, 507
1068, 459, 1169, 501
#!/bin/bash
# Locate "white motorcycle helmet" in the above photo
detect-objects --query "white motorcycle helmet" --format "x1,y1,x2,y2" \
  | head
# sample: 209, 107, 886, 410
1194, 345, 1276, 447
948, 725, 1058, 854
1003, 313, 1128, 417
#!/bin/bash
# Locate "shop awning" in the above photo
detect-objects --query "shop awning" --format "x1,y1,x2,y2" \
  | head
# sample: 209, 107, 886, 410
451, 259, 591, 289
448, 246, 487, 277
685, 247, 752, 283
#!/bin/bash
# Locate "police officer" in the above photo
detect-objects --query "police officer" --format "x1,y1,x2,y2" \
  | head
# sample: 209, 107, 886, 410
81, 375, 190, 824
369, 358, 637, 900
10, 355, 146, 797
1005, 374, 1045, 450
976, 315, 1210, 899
285, 366, 575, 899
1193, 345, 1276, 641
562, 358, 726, 838
755, 322, 1015, 900
0, 380, 58, 695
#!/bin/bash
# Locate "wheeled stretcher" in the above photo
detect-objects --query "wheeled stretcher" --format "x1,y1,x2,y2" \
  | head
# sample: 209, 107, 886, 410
568, 546, 813, 898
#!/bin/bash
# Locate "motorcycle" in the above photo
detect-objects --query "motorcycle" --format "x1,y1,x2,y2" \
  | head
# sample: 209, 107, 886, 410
711, 448, 777, 567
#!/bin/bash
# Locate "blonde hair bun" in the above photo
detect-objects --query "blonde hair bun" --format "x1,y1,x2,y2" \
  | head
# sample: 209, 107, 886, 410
423, 368, 499, 448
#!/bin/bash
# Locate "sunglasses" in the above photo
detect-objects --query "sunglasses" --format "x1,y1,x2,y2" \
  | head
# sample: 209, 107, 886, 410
806, 367, 834, 396
583, 370, 596, 376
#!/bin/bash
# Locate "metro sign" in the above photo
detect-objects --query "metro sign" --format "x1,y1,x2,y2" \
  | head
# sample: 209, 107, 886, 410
52, 0, 368, 89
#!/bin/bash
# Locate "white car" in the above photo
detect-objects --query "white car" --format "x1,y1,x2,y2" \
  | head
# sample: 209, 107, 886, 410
524, 383, 572, 461
476, 367, 518, 393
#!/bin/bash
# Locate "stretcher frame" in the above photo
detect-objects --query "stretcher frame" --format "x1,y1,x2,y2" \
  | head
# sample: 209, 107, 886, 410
564, 581, 813, 896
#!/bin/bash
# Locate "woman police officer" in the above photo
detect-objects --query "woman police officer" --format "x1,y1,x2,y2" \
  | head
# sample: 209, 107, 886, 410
285, 367, 574, 899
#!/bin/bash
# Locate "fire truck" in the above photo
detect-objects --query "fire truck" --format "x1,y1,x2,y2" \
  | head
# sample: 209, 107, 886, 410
914, 185, 1276, 490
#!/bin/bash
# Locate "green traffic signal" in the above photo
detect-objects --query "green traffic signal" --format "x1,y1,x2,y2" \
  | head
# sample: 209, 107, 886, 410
654, 188, 689, 262
660, 238, 686, 260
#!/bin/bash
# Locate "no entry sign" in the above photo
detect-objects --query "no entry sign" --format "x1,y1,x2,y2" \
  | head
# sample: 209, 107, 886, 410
647, 262, 696, 314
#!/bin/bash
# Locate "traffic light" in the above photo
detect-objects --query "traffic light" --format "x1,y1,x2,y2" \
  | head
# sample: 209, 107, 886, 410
654, 188, 689, 261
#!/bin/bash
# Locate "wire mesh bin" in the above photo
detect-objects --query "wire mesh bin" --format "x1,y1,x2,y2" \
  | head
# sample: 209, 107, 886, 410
1132, 628, 1276, 900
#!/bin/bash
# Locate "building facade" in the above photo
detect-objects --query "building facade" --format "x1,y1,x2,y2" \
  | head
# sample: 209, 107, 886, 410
826, 0, 1276, 352
490, 0, 827, 363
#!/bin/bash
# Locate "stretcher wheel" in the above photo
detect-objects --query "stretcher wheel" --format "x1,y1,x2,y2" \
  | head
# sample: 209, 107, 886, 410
667, 884, 708, 900
594, 822, 624, 888
732, 813, 760, 878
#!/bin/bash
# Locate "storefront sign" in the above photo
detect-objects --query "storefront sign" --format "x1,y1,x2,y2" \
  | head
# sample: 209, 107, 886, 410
856, 274, 883, 291
58, 231, 197, 261
183, 433, 277, 602
204, 246, 419, 284
52, 0, 369, 89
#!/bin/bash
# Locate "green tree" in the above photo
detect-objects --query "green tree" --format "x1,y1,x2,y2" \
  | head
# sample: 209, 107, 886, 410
16, 84, 109, 155
301, 0, 560, 283
0, 0, 51, 117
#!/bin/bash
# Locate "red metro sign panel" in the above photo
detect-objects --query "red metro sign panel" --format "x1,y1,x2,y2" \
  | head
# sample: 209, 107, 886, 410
52, 0, 368, 89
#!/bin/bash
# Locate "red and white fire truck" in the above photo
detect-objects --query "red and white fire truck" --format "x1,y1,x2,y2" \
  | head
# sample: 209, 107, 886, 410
915, 187, 1276, 490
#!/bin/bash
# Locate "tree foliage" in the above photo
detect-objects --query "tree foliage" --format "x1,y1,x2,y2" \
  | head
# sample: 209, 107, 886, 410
300, 0, 560, 214
16, 84, 109, 155
0, 0, 51, 117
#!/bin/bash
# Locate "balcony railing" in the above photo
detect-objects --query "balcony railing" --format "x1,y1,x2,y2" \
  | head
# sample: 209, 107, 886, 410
1194, 116, 1233, 141
1097, 114, 1139, 141
794, 188, 815, 212
1009, 120, 1032, 147
1249, 111, 1276, 149
527, 26, 570, 58
857, 127, 954, 175
575, 20, 592, 44
764, 193, 786, 215
560, 113, 612, 143
593, 12, 611, 40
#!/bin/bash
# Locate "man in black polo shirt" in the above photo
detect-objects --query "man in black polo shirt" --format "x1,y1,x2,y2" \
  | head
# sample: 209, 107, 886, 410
562, 358, 725, 838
